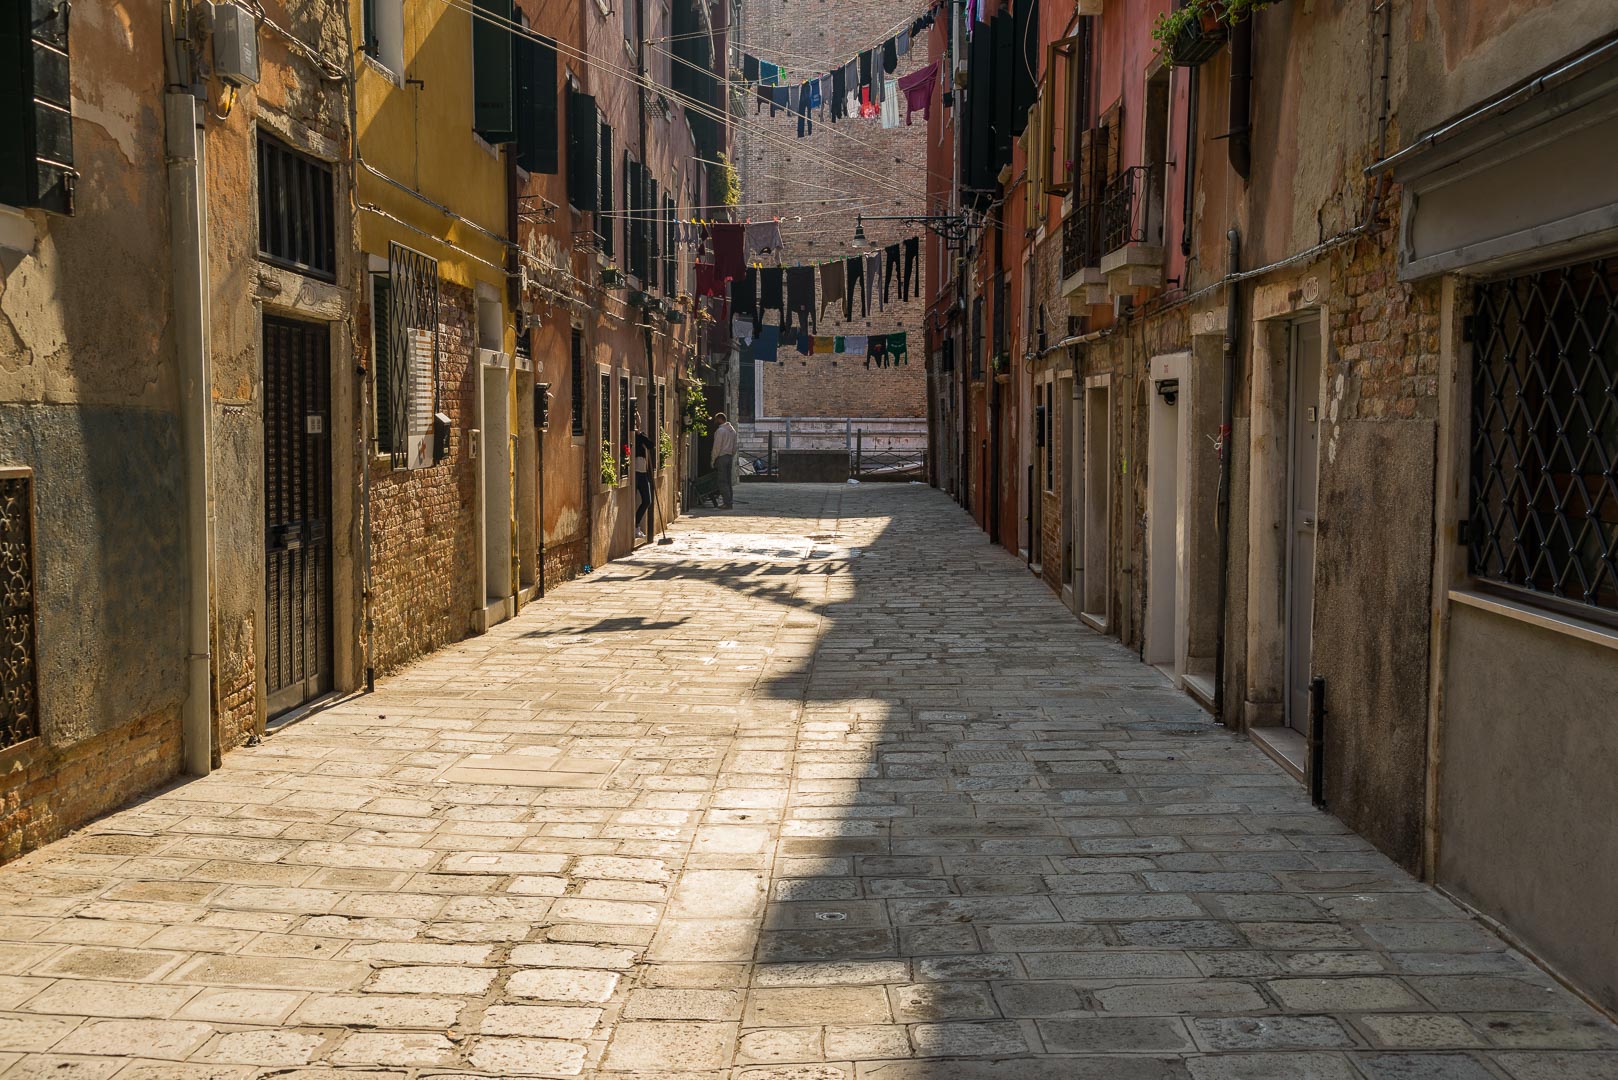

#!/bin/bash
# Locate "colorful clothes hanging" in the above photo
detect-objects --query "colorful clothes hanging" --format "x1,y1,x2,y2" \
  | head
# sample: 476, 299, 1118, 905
898, 62, 939, 125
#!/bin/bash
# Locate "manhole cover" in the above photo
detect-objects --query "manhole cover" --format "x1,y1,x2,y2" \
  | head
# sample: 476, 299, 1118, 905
814, 911, 848, 922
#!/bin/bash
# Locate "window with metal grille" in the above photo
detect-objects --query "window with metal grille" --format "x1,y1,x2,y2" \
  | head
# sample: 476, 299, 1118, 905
600, 370, 612, 483
570, 328, 587, 436
257, 133, 336, 281
382, 243, 442, 469
1469, 257, 1618, 622
0, 468, 38, 750
618, 372, 631, 481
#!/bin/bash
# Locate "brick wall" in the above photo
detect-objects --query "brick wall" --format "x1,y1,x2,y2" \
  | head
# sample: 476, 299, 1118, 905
365, 280, 482, 674
736, 0, 929, 422
0, 709, 181, 862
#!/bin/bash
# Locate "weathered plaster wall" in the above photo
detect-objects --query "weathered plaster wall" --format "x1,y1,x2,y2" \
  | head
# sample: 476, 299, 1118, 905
1439, 604, 1618, 1013
0, 0, 187, 858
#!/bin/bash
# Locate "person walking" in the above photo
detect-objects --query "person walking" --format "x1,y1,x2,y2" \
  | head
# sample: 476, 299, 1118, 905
634, 422, 655, 539
710, 412, 737, 510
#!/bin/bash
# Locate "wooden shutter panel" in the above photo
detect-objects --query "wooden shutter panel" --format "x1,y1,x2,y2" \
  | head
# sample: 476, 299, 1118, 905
566, 88, 598, 210
1044, 37, 1076, 197
371, 274, 393, 451
1102, 101, 1121, 180
648, 177, 660, 283
598, 120, 613, 254
472, 0, 515, 143
515, 32, 558, 174
0, 0, 74, 214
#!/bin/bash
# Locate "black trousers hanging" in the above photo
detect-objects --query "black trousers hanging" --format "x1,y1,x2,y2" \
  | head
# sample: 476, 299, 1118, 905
844, 258, 866, 320
883, 244, 901, 305
902, 237, 919, 301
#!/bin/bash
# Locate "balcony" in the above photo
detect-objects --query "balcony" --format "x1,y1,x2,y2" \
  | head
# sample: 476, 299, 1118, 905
1097, 165, 1165, 292
1059, 201, 1107, 311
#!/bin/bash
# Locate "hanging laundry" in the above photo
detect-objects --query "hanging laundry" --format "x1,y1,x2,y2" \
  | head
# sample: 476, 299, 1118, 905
769, 85, 789, 116
761, 61, 782, 86
819, 261, 844, 318
711, 223, 745, 282
844, 334, 868, 355
796, 81, 815, 137
887, 331, 909, 364
844, 257, 865, 320
844, 60, 860, 117
883, 243, 902, 304
695, 261, 725, 298
897, 28, 911, 57
759, 266, 785, 321
744, 54, 759, 83
859, 50, 873, 94
786, 266, 817, 335
796, 331, 812, 356
881, 77, 901, 128
867, 335, 888, 366
751, 323, 780, 363
732, 316, 754, 345
898, 62, 939, 125
860, 85, 878, 119
813, 336, 834, 354
732, 267, 758, 321
882, 36, 899, 75
819, 74, 833, 117
834, 336, 847, 354
831, 65, 847, 123
744, 220, 783, 261
865, 251, 883, 311
901, 236, 920, 300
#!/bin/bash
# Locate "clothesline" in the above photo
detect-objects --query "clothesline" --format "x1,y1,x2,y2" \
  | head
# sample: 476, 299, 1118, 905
737, 0, 944, 89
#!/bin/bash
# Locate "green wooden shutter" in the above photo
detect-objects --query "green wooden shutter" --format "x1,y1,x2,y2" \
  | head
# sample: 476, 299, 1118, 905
598, 120, 614, 255
0, 0, 74, 213
515, 32, 558, 174
472, 0, 515, 143
371, 274, 393, 452
566, 87, 597, 210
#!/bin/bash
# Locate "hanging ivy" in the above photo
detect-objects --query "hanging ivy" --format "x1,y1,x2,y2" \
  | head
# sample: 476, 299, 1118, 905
682, 380, 711, 437
1151, 0, 1280, 55
711, 153, 741, 208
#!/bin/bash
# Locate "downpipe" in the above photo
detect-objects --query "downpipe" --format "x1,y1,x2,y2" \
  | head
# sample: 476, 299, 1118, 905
1212, 229, 1240, 725
166, 91, 216, 774
1308, 675, 1328, 808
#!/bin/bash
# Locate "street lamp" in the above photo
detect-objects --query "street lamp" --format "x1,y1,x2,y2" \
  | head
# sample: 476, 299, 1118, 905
853, 211, 982, 250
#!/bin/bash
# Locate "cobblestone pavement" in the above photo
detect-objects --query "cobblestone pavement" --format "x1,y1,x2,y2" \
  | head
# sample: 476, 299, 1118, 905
2, 483, 1616, 1080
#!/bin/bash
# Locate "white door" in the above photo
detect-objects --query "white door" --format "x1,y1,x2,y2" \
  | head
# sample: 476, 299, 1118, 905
482, 358, 512, 606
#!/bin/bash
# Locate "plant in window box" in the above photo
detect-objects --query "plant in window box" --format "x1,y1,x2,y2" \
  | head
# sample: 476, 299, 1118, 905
659, 430, 674, 466
601, 442, 619, 485
990, 352, 1009, 374
600, 266, 627, 289
665, 308, 685, 324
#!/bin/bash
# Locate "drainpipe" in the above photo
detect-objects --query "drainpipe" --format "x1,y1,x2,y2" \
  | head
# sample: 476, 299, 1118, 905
1228, 16, 1252, 181
1180, 66, 1198, 257
166, 88, 216, 774
1212, 228, 1240, 724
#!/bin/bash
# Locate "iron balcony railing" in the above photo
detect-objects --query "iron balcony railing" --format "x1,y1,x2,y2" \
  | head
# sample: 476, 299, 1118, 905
1101, 164, 1158, 255
1061, 199, 1099, 281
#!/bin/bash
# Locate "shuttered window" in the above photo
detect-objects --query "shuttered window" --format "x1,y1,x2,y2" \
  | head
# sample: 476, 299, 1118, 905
598, 119, 614, 256
514, 20, 558, 174
570, 328, 586, 436
567, 86, 599, 210
625, 154, 645, 278
371, 273, 394, 452
472, 0, 515, 143
257, 132, 336, 281
0, 0, 74, 214
663, 194, 677, 294
599, 370, 612, 484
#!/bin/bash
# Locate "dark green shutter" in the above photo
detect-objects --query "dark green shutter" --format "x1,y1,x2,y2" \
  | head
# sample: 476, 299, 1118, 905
598, 120, 613, 255
362, 0, 378, 53
648, 177, 659, 288
1, 0, 74, 214
566, 87, 597, 210
371, 274, 393, 451
515, 32, 558, 174
472, 0, 514, 143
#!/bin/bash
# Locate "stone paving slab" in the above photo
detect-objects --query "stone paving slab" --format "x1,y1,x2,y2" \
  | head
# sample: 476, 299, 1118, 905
0, 484, 1614, 1078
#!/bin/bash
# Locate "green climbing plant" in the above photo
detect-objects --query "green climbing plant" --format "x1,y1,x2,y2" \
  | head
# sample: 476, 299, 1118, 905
601, 441, 619, 486
659, 429, 674, 466
1150, 0, 1280, 53
682, 380, 711, 438
712, 153, 741, 208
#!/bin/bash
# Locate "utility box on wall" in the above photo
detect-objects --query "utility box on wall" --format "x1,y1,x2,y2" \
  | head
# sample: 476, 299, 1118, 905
211, 3, 260, 86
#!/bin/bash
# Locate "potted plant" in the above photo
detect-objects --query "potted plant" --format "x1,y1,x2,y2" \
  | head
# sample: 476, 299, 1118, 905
601, 442, 619, 485
659, 430, 674, 466
600, 266, 627, 289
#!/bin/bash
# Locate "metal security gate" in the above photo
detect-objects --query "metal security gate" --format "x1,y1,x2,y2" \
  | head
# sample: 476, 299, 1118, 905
264, 316, 333, 714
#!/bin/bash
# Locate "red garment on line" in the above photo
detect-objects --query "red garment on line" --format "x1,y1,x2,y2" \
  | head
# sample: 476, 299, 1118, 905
898, 62, 939, 125
710, 222, 746, 282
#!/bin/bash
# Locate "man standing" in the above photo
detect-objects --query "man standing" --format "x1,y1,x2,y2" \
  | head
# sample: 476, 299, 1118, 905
710, 412, 737, 510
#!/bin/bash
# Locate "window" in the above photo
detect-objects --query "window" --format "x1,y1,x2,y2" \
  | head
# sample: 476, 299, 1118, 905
513, 15, 559, 174
657, 379, 668, 468
0, 468, 39, 750
600, 369, 612, 484
371, 272, 394, 452
617, 373, 631, 482
1044, 382, 1056, 492
1468, 257, 1618, 621
257, 133, 336, 281
971, 297, 984, 379
381, 243, 443, 469
663, 194, 677, 294
623, 0, 639, 59
625, 154, 645, 279
598, 116, 615, 256
1, 0, 74, 214
472, 0, 515, 143
362, 0, 405, 75
739, 358, 757, 423
570, 328, 587, 436
567, 86, 599, 211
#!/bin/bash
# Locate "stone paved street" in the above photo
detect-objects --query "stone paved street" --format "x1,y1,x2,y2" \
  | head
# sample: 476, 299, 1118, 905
1, 484, 1615, 1079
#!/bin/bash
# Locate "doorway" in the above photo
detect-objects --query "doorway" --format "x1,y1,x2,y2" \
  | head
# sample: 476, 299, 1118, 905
1145, 353, 1189, 673
1081, 376, 1112, 628
482, 351, 513, 621
263, 316, 333, 716
1285, 317, 1322, 732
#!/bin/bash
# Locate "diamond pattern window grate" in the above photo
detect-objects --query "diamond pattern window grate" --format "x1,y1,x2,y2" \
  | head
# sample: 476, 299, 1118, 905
1469, 257, 1618, 621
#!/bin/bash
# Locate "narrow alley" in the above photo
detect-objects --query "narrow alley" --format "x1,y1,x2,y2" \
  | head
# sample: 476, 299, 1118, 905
0, 485, 1612, 1079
